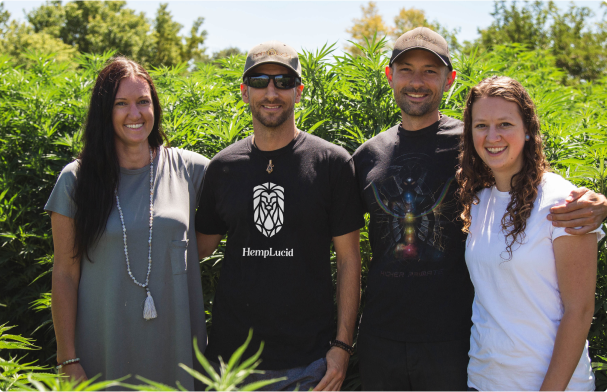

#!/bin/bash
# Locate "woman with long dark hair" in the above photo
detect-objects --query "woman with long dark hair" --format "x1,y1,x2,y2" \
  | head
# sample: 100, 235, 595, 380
45, 57, 208, 388
457, 76, 602, 390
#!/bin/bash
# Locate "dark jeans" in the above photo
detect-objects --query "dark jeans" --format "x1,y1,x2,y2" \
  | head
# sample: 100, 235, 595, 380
358, 333, 470, 391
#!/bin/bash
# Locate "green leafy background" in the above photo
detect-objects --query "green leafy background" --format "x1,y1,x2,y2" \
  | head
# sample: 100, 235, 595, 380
1, 37, 607, 389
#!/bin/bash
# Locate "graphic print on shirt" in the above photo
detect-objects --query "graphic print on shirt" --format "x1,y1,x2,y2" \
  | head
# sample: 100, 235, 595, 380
369, 153, 455, 263
253, 182, 285, 237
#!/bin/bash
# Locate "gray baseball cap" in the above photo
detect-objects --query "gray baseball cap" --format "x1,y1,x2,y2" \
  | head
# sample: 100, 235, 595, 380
390, 27, 453, 70
243, 40, 301, 78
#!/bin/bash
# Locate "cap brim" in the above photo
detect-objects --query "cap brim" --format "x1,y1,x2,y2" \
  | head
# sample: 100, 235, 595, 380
243, 60, 301, 79
390, 47, 452, 70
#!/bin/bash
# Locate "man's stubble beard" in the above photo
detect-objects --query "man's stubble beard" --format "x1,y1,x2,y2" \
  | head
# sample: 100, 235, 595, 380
251, 101, 295, 128
395, 76, 449, 117
395, 87, 443, 117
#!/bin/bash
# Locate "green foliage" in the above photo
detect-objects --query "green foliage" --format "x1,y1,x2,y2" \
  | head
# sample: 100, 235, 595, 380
0, 51, 107, 364
0, 3, 8, 30
477, 1, 552, 50
0, 323, 47, 390
345, 1, 460, 55
1, 324, 278, 391
120, 331, 284, 391
0, 38, 606, 389
210, 46, 245, 64
178, 331, 285, 391
0, 1, 76, 66
26, 1, 151, 63
298, 36, 398, 151
473, 0, 607, 81
150, 4, 207, 67
0, 1, 208, 68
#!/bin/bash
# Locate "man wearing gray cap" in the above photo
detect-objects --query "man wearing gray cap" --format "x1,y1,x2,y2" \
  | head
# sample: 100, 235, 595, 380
352, 27, 607, 390
195, 41, 365, 391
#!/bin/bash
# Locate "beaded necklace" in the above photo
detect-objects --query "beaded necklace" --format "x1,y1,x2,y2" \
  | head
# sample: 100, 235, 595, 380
115, 146, 157, 320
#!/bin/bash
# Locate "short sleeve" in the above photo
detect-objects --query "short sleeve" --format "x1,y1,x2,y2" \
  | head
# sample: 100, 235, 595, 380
552, 224, 605, 243
45, 161, 79, 219
195, 159, 228, 235
178, 149, 210, 206
543, 173, 606, 243
329, 157, 366, 237
351, 148, 369, 215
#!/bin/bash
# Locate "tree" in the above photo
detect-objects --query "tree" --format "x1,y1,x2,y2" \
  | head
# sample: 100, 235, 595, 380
14, 1, 208, 68
182, 17, 207, 64
550, 3, 607, 81
345, 1, 391, 55
477, 1, 552, 50
391, 7, 427, 36
24, 0, 65, 38
27, 1, 152, 62
149, 4, 208, 68
212, 46, 243, 60
0, 2, 10, 34
346, 2, 460, 55
150, 3, 182, 67
0, 3, 76, 65
391, 7, 460, 52
474, 1, 607, 81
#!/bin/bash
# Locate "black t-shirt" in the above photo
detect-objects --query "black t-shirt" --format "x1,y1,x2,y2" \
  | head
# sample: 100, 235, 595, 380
352, 116, 474, 342
195, 131, 364, 370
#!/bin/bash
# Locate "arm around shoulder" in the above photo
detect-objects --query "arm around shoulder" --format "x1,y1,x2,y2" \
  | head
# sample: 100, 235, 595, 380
548, 187, 607, 234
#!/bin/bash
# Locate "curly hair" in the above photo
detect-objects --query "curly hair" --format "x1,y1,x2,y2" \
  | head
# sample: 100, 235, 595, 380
456, 76, 550, 260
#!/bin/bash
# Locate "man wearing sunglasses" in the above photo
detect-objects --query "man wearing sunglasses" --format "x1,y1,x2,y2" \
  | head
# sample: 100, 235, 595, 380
195, 41, 364, 391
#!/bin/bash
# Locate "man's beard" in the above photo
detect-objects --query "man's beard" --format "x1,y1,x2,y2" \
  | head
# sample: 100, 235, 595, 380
395, 87, 443, 117
251, 100, 294, 128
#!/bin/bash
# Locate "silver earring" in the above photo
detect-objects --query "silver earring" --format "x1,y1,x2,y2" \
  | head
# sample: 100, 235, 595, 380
525, 135, 530, 141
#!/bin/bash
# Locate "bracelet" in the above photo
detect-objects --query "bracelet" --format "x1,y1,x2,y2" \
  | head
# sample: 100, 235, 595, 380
329, 339, 355, 356
56, 358, 80, 370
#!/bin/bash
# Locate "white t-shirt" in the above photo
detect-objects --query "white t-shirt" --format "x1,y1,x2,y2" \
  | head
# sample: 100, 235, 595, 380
466, 172, 603, 391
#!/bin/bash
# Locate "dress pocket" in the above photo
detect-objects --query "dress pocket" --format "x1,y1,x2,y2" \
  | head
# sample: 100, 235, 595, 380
170, 239, 188, 275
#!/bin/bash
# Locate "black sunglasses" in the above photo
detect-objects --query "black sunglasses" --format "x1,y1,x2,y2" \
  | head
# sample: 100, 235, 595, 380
243, 73, 302, 90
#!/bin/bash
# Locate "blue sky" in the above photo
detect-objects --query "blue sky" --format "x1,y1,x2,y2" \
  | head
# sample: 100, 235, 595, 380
4, 1, 606, 56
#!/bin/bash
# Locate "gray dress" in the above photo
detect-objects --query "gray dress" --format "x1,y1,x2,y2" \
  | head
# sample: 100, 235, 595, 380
45, 147, 209, 389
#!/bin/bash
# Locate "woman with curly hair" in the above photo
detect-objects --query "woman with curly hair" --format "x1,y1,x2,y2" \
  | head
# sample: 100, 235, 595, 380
45, 57, 208, 388
457, 76, 602, 391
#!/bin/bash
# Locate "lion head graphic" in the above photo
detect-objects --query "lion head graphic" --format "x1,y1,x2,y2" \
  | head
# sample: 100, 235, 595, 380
253, 182, 285, 237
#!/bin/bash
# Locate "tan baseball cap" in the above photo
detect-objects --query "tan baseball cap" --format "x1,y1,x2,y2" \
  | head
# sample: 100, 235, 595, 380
243, 40, 301, 78
390, 27, 453, 70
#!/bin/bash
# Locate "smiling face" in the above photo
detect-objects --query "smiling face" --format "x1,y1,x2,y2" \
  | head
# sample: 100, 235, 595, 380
471, 96, 527, 190
388, 49, 455, 121
112, 75, 155, 149
241, 63, 303, 129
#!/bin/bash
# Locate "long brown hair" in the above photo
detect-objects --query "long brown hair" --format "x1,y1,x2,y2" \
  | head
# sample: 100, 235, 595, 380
456, 76, 549, 259
73, 57, 168, 261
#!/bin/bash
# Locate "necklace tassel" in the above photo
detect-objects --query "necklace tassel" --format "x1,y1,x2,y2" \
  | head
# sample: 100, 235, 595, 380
143, 289, 157, 320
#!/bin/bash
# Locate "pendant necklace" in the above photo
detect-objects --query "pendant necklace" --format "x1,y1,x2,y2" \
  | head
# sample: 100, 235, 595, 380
253, 131, 299, 174
115, 146, 157, 320
253, 136, 274, 174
